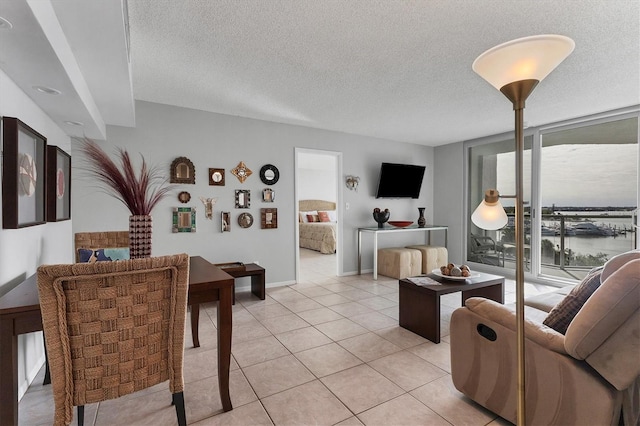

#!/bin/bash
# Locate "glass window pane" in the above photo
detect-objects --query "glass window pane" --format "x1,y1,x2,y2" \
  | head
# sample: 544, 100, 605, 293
540, 117, 638, 280
467, 136, 532, 271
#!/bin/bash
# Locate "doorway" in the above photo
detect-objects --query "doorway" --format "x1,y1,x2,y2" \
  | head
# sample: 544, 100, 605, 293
295, 148, 343, 282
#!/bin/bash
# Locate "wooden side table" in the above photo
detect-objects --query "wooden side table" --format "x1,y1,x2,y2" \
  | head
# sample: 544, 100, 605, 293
399, 272, 504, 343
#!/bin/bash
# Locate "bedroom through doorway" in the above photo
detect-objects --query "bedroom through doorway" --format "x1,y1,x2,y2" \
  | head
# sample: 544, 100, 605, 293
295, 148, 342, 282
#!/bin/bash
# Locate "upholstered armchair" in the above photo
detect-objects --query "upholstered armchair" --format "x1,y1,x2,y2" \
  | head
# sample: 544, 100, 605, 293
450, 251, 640, 425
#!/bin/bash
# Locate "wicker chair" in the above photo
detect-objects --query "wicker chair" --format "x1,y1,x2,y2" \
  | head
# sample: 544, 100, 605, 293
37, 254, 190, 426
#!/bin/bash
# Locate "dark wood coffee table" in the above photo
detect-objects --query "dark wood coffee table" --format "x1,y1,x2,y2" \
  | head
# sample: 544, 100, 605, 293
399, 272, 504, 343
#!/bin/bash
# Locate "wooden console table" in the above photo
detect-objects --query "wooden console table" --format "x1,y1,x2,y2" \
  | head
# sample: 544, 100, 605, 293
0, 256, 234, 425
358, 225, 448, 279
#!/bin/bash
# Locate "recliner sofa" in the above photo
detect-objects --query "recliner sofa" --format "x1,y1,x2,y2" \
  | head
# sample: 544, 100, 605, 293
450, 250, 640, 425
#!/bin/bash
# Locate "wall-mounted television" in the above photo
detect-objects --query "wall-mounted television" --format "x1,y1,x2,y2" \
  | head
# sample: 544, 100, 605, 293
375, 162, 426, 199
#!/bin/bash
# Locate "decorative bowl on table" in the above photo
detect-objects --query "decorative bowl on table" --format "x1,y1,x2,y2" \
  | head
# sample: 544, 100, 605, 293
388, 221, 413, 228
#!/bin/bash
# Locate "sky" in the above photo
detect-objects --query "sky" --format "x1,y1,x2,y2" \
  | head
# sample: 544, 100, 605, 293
497, 144, 639, 208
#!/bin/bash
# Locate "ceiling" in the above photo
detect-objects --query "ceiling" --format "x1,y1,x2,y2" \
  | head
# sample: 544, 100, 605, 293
0, 0, 638, 146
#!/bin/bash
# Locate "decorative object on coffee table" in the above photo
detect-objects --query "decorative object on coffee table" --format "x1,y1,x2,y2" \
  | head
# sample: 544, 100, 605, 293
231, 161, 252, 183
78, 139, 171, 258
372, 208, 390, 228
417, 207, 426, 227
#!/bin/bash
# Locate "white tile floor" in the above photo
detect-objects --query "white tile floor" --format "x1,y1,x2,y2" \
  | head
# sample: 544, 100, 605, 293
19, 249, 559, 425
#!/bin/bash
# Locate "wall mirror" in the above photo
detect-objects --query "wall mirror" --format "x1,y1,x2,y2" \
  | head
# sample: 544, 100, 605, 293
238, 212, 254, 228
170, 157, 195, 184
209, 168, 225, 186
262, 188, 275, 202
221, 211, 231, 232
235, 189, 250, 208
172, 207, 196, 232
231, 161, 252, 183
260, 164, 279, 185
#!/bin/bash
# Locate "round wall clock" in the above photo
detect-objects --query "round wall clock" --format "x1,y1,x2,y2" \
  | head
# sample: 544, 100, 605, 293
259, 164, 279, 185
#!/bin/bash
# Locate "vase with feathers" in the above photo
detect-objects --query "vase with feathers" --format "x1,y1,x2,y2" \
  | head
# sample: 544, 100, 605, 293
78, 139, 171, 258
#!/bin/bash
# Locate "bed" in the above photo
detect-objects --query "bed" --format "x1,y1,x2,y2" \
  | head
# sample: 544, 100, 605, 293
299, 200, 337, 254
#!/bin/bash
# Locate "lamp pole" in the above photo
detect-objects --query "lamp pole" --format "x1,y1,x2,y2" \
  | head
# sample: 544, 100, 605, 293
500, 79, 537, 424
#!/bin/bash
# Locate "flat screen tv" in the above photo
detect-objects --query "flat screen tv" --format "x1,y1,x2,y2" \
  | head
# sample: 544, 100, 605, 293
375, 162, 426, 199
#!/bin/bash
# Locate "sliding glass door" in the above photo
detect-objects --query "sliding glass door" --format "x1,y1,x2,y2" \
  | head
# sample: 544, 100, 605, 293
538, 116, 638, 281
466, 111, 639, 283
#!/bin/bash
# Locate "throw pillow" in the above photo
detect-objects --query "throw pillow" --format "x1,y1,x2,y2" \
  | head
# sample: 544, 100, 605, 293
318, 211, 331, 222
78, 247, 130, 263
306, 214, 319, 222
543, 269, 602, 334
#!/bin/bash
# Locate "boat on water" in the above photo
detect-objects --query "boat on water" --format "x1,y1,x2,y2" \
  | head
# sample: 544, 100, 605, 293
541, 225, 559, 236
572, 222, 615, 236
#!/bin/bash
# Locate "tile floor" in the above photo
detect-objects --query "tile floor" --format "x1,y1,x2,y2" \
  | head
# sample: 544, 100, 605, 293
19, 249, 560, 425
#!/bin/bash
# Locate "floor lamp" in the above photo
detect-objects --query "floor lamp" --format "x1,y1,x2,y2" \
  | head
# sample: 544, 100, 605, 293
471, 35, 574, 425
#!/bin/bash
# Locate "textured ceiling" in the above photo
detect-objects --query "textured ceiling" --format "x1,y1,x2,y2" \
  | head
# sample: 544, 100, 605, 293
1, 1, 638, 145
128, 0, 640, 145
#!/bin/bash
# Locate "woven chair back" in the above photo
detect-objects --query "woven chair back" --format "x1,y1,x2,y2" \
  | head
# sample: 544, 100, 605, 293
37, 254, 189, 425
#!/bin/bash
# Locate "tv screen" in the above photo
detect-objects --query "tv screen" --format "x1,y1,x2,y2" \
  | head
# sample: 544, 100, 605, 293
375, 162, 426, 198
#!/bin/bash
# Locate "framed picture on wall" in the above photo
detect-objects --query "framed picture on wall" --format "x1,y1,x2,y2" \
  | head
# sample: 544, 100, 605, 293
2, 117, 47, 229
46, 146, 71, 221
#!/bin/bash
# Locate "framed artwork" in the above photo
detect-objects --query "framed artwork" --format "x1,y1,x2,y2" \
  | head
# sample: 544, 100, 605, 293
235, 189, 250, 208
262, 188, 275, 202
172, 207, 196, 232
221, 211, 231, 232
261, 208, 278, 229
209, 168, 225, 186
2, 117, 47, 229
46, 146, 71, 222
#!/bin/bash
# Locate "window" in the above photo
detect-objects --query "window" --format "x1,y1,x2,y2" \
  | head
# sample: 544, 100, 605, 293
466, 111, 638, 283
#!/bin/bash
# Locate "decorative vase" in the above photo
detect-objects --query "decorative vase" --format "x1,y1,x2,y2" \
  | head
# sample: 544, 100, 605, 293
373, 208, 390, 228
417, 207, 426, 228
129, 215, 153, 258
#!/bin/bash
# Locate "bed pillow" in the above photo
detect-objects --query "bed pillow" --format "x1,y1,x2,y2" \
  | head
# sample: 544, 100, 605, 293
326, 210, 337, 222
318, 211, 331, 222
299, 210, 318, 223
543, 269, 602, 334
78, 247, 130, 263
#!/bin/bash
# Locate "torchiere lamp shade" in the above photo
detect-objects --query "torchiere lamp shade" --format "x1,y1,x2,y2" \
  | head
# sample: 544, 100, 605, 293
472, 35, 575, 89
